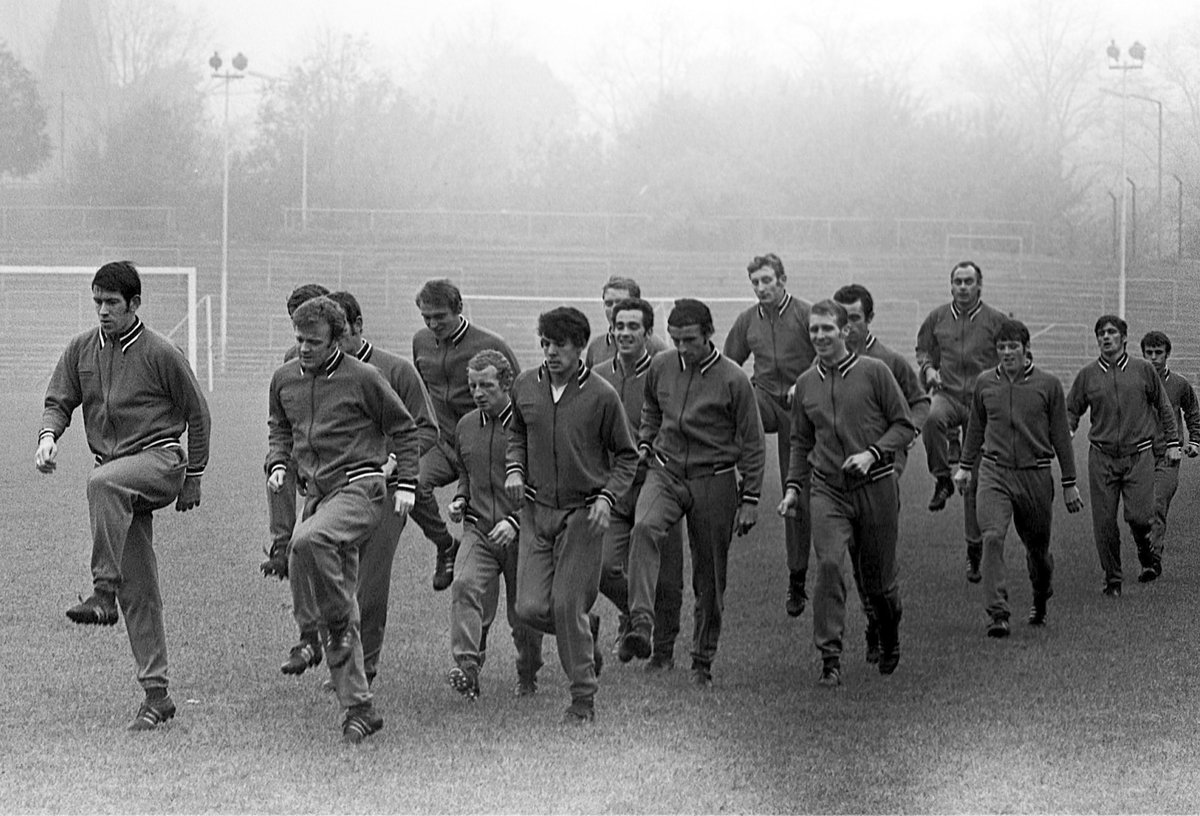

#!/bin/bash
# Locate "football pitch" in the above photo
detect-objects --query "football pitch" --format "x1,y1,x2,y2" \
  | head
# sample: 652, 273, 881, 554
4, 385, 1199, 814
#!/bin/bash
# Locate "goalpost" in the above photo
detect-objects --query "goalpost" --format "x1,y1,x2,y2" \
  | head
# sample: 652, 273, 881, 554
0, 265, 211, 390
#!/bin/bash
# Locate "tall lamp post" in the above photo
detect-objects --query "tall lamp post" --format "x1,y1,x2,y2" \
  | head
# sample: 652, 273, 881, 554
210, 50, 247, 373
1107, 39, 1145, 319
1100, 87, 1163, 260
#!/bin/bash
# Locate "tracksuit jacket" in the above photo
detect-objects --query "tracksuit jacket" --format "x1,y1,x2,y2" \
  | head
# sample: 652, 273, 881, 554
959, 362, 1077, 488
454, 404, 520, 532
862, 333, 931, 432
506, 361, 639, 511
354, 340, 439, 458
786, 352, 916, 493
1157, 369, 1200, 453
1066, 352, 1178, 456
41, 317, 210, 475
639, 345, 766, 504
412, 318, 520, 445
915, 300, 1008, 406
724, 292, 816, 400
267, 348, 419, 499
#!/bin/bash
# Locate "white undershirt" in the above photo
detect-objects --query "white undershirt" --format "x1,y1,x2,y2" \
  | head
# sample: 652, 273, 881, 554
551, 383, 567, 403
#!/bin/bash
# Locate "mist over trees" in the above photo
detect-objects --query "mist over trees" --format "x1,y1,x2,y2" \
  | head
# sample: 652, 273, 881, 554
0, 42, 51, 178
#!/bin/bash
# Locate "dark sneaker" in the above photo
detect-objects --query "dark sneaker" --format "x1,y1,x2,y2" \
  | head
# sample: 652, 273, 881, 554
618, 625, 651, 663
589, 614, 604, 679
514, 677, 538, 697
447, 665, 480, 700
818, 661, 842, 688
1137, 566, 1159, 583
281, 639, 323, 675
966, 554, 982, 584
66, 591, 118, 626
878, 646, 900, 676
1027, 599, 1048, 627
561, 698, 594, 724
342, 703, 383, 744
612, 614, 631, 651
1102, 582, 1122, 598
928, 477, 954, 512
987, 617, 1010, 638
690, 664, 713, 689
259, 546, 288, 579
864, 623, 881, 665
127, 695, 176, 731
786, 580, 808, 618
432, 539, 458, 592
645, 654, 675, 674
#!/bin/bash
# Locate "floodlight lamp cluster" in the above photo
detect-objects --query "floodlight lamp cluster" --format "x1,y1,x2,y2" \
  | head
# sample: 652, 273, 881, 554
209, 52, 249, 74
1107, 39, 1146, 68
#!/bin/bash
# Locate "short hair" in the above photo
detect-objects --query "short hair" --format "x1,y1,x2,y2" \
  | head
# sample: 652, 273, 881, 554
286, 283, 329, 316
747, 253, 785, 279
468, 349, 514, 389
951, 260, 983, 283
994, 318, 1031, 347
832, 283, 875, 323
92, 261, 141, 303
810, 299, 849, 328
1094, 314, 1127, 338
328, 291, 362, 328
1140, 330, 1172, 355
538, 306, 590, 349
292, 296, 346, 341
415, 278, 463, 314
602, 276, 641, 299
667, 298, 714, 335
611, 297, 655, 333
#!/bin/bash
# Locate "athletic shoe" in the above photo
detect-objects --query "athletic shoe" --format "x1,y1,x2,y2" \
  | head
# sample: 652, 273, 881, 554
589, 614, 603, 679
612, 614, 631, 652
618, 625, 651, 663
864, 623, 881, 665
785, 578, 808, 618
878, 646, 900, 676
561, 698, 594, 724
66, 591, 118, 626
644, 654, 675, 674
342, 703, 383, 744
1027, 600, 1048, 627
1102, 582, 1122, 598
966, 554, 982, 584
259, 547, 288, 580
281, 639, 322, 675
432, 539, 458, 592
514, 677, 538, 697
818, 660, 842, 688
1137, 566, 1159, 583
447, 665, 480, 700
127, 695, 176, 731
928, 477, 954, 512
690, 664, 713, 689
987, 617, 1010, 638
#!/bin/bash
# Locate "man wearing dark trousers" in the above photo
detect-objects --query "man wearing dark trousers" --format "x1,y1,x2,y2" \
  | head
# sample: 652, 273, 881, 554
267, 296, 420, 743
954, 319, 1082, 637
1139, 330, 1200, 568
915, 260, 1007, 583
623, 298, 765, 688
724, 253, 815, 618
1067, 315, 1179, 596
780, 299, 914, 688
40, 260, 211, 731
505, 307, 638, 724
413, 279, 521, 592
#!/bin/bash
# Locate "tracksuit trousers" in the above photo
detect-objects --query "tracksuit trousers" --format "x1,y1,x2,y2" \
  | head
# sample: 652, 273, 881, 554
976, 461, 1054, 622
1150, 454, 1180, 556
1088, 447, 1156, 586
925, 392, 981, 562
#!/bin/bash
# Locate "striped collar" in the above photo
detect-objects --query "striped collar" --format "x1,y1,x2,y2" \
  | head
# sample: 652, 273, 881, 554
1097, 351, 1129, 372
302, 346, 345, 378
815, 352, 859, 381
756, 291, 793, 320
949, 300, 984, 321
1162, 368, 1173, 382
864, 333, 877, 351
436, 317, 470, 347
353, 339, 373, 363
481, 399, 513, 426
98, 316, 145, 353
677, 343, 721, 375
993, 361, 1035, 381
611, 349, 652, 377
536, 359, 591, 387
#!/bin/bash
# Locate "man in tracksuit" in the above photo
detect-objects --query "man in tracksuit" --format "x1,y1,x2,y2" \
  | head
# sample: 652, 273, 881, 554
274, 291, 440, 685
1139, 331, 1200, 569
915, 260, 1007, 583
623, 298, 765, 688
953, 319, 1082, 636
267, 296, 420, 743
413, 278, 521, 592
596, 297, 684, 673
834, 283, 930, 663
1066, 315, 1179, 596
40, 261, 210, 732
445, 350, 544, 700
584, 275, 669, 368
724, 253, 815, 618
779, 299, 914, 687
505, 307, 638, 724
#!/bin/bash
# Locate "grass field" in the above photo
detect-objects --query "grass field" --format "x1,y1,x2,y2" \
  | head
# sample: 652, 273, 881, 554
3, 384, 1200, 814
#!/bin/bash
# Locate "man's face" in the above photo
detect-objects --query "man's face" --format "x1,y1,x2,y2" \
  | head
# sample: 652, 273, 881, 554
841, 299, 870, 348
749, 268, 787, 307
612, 308, 649, 359
809, 312, 848, 363
602, 287, 633, 326
1142, 344, 1169, 375
668, 323, 712, 366
419, 300, 462, 341
996, 339, 1027, 377
295, 321, 337, 370
337, 317, 363, 353
1096, 323, 1125, 357
93, 287, 139, 337
540, 336, 582, 376
950, 267, 981, 308
468, 365, 509, 414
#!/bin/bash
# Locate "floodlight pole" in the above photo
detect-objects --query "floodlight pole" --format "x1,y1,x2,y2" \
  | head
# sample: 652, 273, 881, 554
210, 51, 247, 373
1108, 41, 1144, 319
